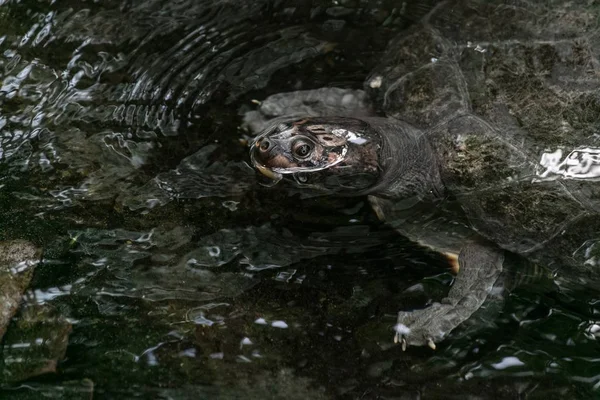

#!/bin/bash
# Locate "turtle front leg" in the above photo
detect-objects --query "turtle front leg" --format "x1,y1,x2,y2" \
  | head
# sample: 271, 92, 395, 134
243, 87, 374, 134
394, 242, 504, 350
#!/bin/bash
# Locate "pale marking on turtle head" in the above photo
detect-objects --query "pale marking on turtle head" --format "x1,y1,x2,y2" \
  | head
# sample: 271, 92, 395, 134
534, 147, 600, 182
331, 128, 369, 145
270, 145, 348, 175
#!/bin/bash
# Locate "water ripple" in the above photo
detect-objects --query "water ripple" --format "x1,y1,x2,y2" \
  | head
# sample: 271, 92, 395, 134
0, 0, 347, 205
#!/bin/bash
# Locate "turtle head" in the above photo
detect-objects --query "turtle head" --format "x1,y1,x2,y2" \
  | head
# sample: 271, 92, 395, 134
249, 117, 382, 195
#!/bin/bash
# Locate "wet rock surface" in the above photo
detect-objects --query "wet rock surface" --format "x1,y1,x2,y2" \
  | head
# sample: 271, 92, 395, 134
0, 241, 41, 342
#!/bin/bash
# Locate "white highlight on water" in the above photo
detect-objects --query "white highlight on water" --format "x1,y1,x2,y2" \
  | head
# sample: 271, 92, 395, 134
535, 147, 600, 181
491, 356, 525, 370
394, 323, 411, 336
271, 320, 288, 329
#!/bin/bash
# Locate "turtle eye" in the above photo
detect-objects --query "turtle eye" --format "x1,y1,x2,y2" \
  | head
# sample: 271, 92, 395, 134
292, 140, 313, 159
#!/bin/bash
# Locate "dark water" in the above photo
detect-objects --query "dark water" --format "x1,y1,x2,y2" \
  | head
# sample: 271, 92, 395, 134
0, 0, 598, 398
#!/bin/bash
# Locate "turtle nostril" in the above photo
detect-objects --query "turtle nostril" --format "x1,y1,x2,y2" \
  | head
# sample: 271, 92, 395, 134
259, 139, 271, 152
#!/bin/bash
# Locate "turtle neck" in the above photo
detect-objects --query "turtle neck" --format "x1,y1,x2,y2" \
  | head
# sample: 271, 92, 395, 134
363, 117, 445, 201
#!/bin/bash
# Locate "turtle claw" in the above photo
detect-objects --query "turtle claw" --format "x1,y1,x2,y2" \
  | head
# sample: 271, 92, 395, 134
392, 302, 460, 350
393, 331, 408, 351
393, 331, 437, 351
427, 338, 436, 350
391, 243, 504, 350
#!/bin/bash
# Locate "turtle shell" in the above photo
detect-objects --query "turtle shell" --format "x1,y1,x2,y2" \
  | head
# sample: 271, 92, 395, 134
366, 0, 600, 271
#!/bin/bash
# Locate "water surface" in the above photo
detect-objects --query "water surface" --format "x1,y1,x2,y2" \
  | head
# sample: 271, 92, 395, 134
0, 0, 599, 398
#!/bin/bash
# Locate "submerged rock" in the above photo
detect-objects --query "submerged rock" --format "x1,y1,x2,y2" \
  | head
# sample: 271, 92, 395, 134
0, 240, 42, 342
1, 304, 72, 383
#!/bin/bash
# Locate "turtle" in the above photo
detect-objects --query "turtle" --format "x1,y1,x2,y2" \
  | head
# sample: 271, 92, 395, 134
244, 0, 600, 350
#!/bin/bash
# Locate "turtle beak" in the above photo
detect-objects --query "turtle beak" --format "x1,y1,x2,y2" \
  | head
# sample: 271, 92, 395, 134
255, 163, 283, 185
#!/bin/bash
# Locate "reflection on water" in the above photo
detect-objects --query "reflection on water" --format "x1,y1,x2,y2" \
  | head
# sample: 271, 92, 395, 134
537, 148, 600, 181
123, 144, 256, 211
0, 0, 599, 398
0, 0, 355, 208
